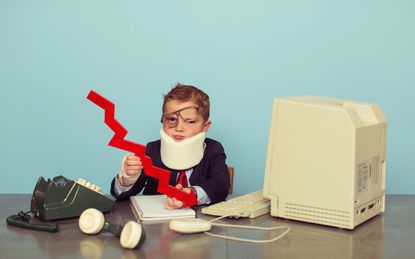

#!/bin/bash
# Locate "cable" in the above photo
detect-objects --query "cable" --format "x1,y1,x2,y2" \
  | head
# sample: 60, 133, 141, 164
204, 212, 291, 243
6, 211, 59, 233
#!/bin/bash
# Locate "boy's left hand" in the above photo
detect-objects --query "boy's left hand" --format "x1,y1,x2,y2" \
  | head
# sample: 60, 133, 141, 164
164, 184, 191, 209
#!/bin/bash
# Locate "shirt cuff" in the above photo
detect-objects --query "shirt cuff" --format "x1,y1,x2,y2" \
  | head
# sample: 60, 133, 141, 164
192, 185, 211, 205
114, 175, 134, 195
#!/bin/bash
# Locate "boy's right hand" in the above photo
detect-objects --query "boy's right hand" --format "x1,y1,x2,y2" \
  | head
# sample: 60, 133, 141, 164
123, 154, 143, 176
119, 154, 143, 186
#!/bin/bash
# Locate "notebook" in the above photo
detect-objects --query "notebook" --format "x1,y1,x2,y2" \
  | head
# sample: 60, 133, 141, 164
129, 195, 195, 221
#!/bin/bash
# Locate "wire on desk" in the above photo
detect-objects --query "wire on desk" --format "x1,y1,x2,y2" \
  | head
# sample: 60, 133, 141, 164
204, 212, 291, 243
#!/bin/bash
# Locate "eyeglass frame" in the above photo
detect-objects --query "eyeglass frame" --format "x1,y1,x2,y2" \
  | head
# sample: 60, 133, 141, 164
160, 105, 203, 128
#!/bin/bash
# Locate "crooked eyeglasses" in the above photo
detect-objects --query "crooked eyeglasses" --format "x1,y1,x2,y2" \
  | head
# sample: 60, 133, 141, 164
161, 106, 201, 128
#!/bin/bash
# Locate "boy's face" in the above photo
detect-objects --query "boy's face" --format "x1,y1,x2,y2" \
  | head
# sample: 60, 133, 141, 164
162, 100, 211, 142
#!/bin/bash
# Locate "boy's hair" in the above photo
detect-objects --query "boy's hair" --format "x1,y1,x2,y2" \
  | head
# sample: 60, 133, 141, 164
163, 83, 210, 122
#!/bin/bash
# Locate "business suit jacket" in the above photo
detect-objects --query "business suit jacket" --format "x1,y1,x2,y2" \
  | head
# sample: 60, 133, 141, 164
110, 138, 230, 204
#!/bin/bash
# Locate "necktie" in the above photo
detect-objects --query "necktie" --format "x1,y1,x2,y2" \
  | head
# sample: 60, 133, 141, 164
176, 170, 188, 188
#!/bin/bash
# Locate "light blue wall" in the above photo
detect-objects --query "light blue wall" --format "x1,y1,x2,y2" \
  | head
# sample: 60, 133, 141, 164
1, 1, 414, 195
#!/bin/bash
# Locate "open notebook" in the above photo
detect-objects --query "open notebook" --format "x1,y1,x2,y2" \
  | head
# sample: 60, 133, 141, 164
129, 195, 195, 221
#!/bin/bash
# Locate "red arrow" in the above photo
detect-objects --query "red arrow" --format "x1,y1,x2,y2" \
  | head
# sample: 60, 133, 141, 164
87, 90, 197, 208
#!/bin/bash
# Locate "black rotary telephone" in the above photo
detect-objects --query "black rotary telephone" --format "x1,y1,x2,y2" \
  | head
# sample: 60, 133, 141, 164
7, 175, 114, 232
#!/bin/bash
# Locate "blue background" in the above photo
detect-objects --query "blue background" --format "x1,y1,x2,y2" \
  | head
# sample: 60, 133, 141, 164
1, 1, 413, 195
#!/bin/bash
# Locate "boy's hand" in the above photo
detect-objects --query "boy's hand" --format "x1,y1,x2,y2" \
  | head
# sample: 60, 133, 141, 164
119, 154, 143, 186
124, 154, 143, 176
164, 184, 191, 209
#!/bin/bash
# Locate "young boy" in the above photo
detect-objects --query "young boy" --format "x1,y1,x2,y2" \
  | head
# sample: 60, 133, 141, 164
110, 83, 230, 209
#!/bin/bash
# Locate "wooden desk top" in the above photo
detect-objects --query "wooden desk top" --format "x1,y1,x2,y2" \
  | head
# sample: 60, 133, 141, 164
1, 194, 415, 259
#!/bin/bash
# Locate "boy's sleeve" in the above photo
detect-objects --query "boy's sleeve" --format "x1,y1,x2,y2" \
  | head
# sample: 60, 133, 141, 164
110, 170, 148, 200
112, 175, 134, 195
192, 185, 211, 205
197, 141, 230, 204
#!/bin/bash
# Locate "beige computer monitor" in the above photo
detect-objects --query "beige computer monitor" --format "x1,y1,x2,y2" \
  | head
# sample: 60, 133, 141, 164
263, 96, 387, 229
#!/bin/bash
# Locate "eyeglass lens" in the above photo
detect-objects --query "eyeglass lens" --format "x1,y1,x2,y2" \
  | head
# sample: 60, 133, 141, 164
162, 106, 199, 128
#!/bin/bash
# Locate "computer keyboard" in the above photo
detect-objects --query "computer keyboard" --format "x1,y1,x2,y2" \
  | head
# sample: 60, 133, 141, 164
201, 190, 271, 218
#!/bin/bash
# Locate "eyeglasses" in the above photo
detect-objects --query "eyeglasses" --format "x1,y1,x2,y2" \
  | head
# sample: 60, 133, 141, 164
161, 106, 201, 128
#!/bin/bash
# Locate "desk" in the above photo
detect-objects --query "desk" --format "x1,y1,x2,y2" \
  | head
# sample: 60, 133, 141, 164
1, 194, 414, 259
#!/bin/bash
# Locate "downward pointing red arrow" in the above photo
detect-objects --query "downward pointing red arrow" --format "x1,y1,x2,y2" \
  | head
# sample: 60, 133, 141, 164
87, 90, 197, 208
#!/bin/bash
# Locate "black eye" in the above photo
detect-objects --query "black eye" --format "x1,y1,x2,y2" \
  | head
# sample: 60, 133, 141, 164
167, 117, 177, 123
163, 115, 177, 124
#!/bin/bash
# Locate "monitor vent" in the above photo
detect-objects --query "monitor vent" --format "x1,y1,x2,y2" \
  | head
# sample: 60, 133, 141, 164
284, 202, 350, 227
372, 155, 380, 185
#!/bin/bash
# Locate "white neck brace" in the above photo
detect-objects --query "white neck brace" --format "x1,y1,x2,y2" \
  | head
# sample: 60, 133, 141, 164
160, 129, 206, 170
